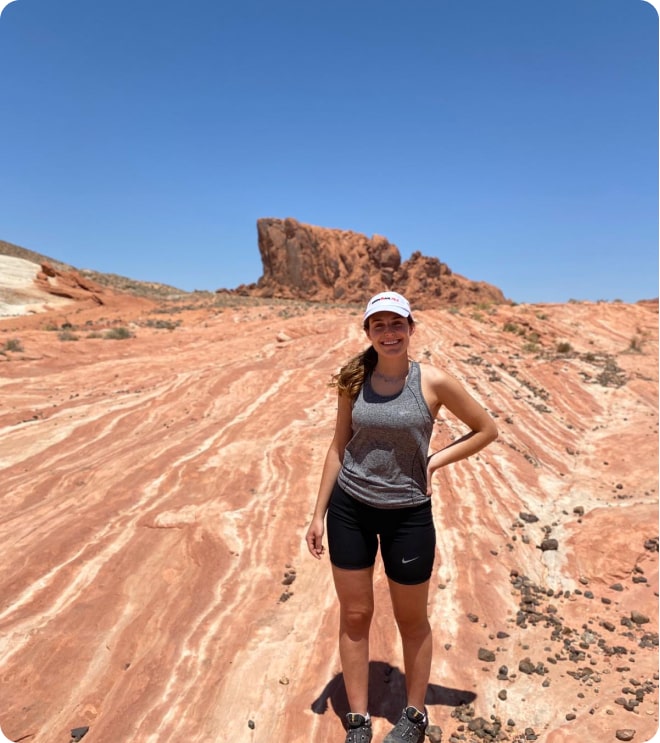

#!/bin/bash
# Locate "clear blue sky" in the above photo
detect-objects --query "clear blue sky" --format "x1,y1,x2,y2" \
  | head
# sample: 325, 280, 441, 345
1, 0, 657, 303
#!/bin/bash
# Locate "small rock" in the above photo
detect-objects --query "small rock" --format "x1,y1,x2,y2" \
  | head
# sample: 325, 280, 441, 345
70, 729, 89, 742
539, 538, 559, 551
248, 719, 256, 729
519, 658, 536, 675
478, 648, 496, 662
615, 731, 636, 741
630, 611, 650, 625
426, 725, 443, 743
468, 717, 488, 732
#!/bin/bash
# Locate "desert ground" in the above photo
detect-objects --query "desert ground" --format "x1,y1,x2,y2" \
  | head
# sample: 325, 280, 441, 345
0, 255, 657, 743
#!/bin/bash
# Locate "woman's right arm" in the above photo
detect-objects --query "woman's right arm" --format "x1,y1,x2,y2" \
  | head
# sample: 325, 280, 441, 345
305, 392, 353, 559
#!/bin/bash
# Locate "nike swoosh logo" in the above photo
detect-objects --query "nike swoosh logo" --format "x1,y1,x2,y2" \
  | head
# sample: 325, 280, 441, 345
401, 556, 419, 564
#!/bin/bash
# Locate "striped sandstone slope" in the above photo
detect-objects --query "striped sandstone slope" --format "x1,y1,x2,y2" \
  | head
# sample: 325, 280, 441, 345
0, 297, 657, 743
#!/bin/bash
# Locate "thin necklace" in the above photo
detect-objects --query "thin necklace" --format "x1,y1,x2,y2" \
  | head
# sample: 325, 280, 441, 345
372, 362, 410, 384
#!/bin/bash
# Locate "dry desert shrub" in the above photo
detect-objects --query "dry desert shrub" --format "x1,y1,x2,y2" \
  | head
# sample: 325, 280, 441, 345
104, 327, 133, 340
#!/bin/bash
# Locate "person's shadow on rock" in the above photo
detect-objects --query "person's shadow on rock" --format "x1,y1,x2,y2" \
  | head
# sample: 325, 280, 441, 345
311, 661, 476, 725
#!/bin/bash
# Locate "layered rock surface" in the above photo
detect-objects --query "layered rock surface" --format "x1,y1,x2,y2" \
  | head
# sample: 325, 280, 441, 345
234, 217, 509, 307
0, 256, 77, 316
0, 285, 657, 743
0, 255, 156, 321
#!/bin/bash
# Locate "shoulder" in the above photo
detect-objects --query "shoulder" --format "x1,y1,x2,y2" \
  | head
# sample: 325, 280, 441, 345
417, 360, 474, 409
416, 361, 458, 415
417, 361, 455, 389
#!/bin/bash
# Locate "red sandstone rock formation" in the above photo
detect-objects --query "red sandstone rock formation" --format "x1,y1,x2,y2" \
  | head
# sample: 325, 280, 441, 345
1, 253, 158, 322
0, 260, 156, 326
0, 293, 657, 743
233, 217, 509, 307
34, 263, 108, 304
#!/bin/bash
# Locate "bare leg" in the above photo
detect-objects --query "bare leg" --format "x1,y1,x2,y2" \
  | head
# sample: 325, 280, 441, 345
332, 565, 375, 715
388, 578, 432, 711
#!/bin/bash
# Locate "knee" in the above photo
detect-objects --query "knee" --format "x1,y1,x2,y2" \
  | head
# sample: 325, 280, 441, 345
395, 613, 431, 640
340, 603, 374, 636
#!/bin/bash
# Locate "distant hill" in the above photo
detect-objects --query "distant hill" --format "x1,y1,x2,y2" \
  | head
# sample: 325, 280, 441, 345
0, 238, 195, 301
0, 238, 71, 271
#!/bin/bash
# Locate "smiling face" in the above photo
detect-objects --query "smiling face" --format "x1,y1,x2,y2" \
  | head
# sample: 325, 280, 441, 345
364, 311, 415, 356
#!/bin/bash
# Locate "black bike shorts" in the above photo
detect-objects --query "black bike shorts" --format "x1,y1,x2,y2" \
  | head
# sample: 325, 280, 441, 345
327, 482, 436, 585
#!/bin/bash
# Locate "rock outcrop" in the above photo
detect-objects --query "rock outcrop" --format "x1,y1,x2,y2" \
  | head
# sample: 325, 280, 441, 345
233, 217, 509, 307
34, 263, 107, 304
0, 254, 157, 323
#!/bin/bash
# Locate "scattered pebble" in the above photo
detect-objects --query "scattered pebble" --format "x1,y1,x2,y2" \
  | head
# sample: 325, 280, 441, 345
518, 658, 536, 675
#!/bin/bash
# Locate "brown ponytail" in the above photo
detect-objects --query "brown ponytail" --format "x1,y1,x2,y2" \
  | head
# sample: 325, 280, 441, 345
330, 345, 378, 400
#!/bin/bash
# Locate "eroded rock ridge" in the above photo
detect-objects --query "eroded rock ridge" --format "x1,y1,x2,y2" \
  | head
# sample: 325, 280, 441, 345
234, 217, 509, 307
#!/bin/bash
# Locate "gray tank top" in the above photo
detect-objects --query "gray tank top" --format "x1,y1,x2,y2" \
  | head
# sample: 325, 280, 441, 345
338, 361, 434, 509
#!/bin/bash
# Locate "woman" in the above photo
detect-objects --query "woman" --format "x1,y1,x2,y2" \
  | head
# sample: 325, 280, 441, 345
305, 291, 498, 743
